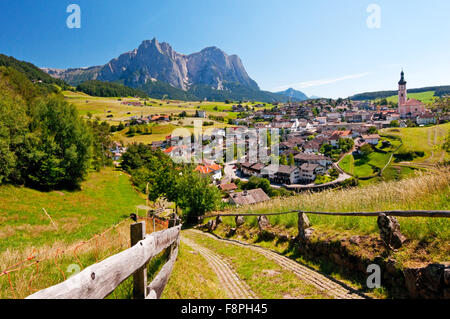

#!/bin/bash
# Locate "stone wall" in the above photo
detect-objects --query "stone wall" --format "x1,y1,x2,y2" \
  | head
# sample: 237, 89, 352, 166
295, 234, 449, 299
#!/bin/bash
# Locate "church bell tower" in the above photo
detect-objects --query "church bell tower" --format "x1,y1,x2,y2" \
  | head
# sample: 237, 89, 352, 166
398, 70, 407, 106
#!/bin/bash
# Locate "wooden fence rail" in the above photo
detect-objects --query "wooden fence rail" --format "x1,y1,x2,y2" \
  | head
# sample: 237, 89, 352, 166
199, 210, 450, 220
26, 223, 181, 299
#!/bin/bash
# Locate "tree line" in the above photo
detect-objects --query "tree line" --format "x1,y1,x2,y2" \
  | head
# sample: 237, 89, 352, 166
76, 80, 149, 98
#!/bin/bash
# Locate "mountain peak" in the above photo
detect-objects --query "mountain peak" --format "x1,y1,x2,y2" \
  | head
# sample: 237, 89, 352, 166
276, 88, 309, 101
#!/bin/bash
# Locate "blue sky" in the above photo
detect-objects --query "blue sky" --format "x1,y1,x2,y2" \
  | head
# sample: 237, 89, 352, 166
1, 0, 449, 98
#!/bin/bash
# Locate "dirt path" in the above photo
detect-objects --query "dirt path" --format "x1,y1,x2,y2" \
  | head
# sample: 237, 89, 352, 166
188, 230, 368, 300
181, 235, 257, 299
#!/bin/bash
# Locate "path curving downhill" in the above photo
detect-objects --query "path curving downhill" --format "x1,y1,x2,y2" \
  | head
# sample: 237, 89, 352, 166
181, 235, 257, 299
188, 230, 368, 300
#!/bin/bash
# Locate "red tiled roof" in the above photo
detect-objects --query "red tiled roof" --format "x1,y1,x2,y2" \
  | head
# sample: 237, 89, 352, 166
403, 99, 424, 106
219, 183, 238, 191
164, 146, 176, 153
195, 163, 223, 174
164, 145, 187, 154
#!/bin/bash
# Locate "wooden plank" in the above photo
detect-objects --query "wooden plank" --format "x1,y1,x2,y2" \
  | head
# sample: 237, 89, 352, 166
131, 222, 147, 299
146, 238, 180, 299
26, 225, 181, 299
199, 210, 450, 219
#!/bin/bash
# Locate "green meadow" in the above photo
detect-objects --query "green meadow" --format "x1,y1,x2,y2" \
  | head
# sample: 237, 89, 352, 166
0, 168, 145, 252
385, 91, 436, 104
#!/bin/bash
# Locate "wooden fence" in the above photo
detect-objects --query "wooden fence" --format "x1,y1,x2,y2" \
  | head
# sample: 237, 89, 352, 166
199, 210, 450, 220
26, 221, 181, 299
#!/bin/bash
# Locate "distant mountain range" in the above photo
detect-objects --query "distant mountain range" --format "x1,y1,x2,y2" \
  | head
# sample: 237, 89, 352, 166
42, 38, 307, 103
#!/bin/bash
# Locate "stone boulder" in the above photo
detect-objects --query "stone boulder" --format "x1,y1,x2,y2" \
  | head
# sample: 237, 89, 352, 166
258, 215, 270, 231
403, 263, 450, 299
235, 216, 245, 228
377, 214, 406, 249
206, 219, 217, 232
297, 213, 313, 241
303, 228, 315, 241
227, 228, 237, 237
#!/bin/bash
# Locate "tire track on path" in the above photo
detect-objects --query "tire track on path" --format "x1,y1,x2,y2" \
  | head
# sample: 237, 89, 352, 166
188, 230, 369, 300
181, 235, 257, 299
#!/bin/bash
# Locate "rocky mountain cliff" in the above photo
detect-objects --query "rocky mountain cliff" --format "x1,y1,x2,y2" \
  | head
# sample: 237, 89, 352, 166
45, 38, 259, 92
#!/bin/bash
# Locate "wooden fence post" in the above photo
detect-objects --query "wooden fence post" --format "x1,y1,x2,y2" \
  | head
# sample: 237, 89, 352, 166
168, 213, 176, 228
131, 222, 147, 299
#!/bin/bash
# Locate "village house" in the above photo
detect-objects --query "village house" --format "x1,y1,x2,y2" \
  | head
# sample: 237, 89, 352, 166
416, 113, 437, 125
150, 115, 170, 122
351, 126, 370, 138
240, 162, 265, 177
164, 145, 188, 158
299, 163, 327, 183
151, 140, 166, 150
219, 183, 238, 192
326, 112, 341, 123
303, 139, 323, 153
371, 120, 391, 129
361, 134, 381, 145
328, 130, 352, 147
385, 112, 401, 122
286, 136, 306, 147
294, 153, 333, 168
261, 164, 301, 185
194, 163, 223, 181
279, 141, 297, 151
232, 105, 246, 112
316, 117, 327, 124
229, 188, 270, 206
110, 142, 126, 161
195, 110, 207, 118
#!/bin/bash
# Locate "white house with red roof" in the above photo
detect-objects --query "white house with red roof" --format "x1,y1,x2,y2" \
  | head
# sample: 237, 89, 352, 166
195, 163, 223, 180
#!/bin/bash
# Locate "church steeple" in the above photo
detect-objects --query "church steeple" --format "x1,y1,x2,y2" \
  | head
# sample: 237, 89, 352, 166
398, 70, 407, 85
398, 70, 407, 106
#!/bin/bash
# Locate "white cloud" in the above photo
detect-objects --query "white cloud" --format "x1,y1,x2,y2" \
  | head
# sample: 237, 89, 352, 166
273, 72, 372, 92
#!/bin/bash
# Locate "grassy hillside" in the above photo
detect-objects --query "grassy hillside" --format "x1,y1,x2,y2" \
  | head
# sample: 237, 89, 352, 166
385, 91, 436, 104
0, 168, 149, 299
0, 168, 144, 252
340, 123, 450, 180
382, 123, 450, 165
349, 85, 450, 101
340, 136, 402, 178
0, 54, 68, 92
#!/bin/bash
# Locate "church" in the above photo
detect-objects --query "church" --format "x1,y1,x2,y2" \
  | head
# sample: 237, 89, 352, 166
398, 71, 425, 119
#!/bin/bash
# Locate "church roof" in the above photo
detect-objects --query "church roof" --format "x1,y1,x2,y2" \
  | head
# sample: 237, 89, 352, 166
403, 99, 423, 106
